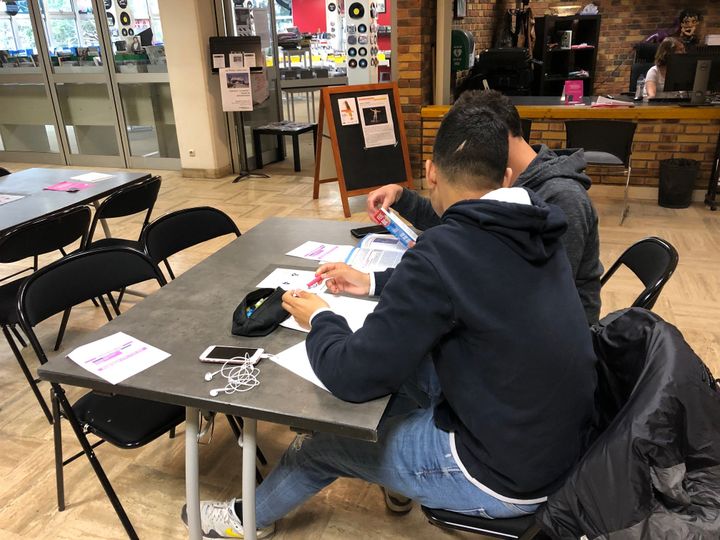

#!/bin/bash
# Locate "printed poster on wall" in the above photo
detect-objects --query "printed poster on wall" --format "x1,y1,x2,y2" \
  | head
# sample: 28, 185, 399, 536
220, 67, 253, 112
338, 97, 359, 125
357, 94, 396, 148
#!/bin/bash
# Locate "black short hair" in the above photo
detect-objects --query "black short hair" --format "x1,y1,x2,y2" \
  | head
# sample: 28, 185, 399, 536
455, 89, 523, 138
432, 103, 508, 189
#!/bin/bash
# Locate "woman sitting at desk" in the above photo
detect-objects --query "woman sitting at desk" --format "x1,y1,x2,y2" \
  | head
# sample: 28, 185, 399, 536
644, 37, 685, 98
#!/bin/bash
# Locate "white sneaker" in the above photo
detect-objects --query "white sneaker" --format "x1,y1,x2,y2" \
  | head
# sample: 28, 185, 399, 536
181, 498, 275, 539
382, 487, 413, 514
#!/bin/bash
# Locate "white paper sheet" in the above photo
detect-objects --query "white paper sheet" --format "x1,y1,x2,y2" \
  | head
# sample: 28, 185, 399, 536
220, 67, 253, 112
270, 341, 328, 391
345, 247, 403, 272
281, 292, 378, 333
69, 172, 114, 183
0, 194, 24, 205
66, 332, 170, 385
257, 268, 326, 293
357, 94, 397, 148
286, 241, 355, 263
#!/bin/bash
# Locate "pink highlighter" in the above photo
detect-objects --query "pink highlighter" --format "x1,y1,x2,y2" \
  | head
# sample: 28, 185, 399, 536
306, 275, 323, 288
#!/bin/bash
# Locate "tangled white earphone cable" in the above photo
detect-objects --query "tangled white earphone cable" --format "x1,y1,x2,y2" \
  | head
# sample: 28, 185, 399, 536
204, 353, 277, 396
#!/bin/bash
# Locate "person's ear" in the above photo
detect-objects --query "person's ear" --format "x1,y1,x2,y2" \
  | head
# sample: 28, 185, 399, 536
501, 167, 514, 188
425, 160, 438, 187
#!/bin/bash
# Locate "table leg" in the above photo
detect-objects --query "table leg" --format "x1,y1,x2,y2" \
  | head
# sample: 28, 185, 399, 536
292, 135, 301, 172
186, 407, 201, 540
92, 200, 112, 238
253, 131, 263, 169
242, 417, 258, 540
277, 134, 285, 162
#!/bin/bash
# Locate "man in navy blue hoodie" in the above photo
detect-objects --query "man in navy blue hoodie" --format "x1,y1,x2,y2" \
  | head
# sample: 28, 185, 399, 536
182, 101, 597, 539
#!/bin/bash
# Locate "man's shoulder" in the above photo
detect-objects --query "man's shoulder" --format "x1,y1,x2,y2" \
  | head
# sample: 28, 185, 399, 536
534, 176, 591, 203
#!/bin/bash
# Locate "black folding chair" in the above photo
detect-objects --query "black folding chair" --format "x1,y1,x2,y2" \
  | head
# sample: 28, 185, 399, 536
600, 236, 679, 310
84, 175, 161, 310
84, 175, 162, 250
565, 120, 636, 225
17, 246, 183, 540
142, 206, 241, 280
421, 506, 546, 539
0, 167, 11, 176
0, 205, 91, 423
142, 206, 267, 478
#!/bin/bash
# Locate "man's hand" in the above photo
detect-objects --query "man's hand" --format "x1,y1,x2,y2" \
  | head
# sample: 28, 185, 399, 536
315, 262, 371, 296
366, 184, 404, 220
281, 290, 329, 330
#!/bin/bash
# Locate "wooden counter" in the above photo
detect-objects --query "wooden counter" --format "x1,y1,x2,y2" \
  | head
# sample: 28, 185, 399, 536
420, 98, 720, 196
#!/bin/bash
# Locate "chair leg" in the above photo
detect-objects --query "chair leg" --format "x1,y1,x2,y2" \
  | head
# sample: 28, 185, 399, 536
97, 296, 114, 322
231, 416, 268, 465
51, 384, 139, 540
164, 260, 176, 281
54, 308, 72, 351
10, 323, 27, 347
106, 293, 121, 316
620, 165, 632, 225
52, 389, 65, 511
3, 325, 52, 423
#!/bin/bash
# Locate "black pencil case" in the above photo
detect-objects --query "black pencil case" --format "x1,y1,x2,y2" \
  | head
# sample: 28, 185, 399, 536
231, 287, 289, 337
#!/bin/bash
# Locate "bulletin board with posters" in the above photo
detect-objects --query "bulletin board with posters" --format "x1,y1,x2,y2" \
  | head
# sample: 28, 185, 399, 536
313, 82, 413, 217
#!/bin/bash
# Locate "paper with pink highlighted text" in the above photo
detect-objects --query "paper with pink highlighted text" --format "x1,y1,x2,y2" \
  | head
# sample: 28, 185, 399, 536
66, 332, 170, 384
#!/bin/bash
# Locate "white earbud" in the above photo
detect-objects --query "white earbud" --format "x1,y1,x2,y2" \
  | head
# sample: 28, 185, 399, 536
204, 369, 222, 381
209, 388, 223, 397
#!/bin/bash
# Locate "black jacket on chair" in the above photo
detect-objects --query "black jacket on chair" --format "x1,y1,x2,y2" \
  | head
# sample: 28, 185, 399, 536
538, 308, 720, 539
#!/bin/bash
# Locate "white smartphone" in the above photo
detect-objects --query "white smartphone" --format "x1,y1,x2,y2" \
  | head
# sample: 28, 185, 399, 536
199, 345, 264, 364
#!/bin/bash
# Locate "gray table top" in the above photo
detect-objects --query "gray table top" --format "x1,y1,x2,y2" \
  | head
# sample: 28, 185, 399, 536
0, 168, 151, 235
38, 217, 389, 441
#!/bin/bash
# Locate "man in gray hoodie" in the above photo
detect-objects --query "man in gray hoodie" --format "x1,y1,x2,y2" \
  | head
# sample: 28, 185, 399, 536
367, 90, 602, 324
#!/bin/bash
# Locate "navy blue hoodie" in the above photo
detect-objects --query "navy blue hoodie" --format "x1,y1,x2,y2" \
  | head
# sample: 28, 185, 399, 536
307, 191, 597, 501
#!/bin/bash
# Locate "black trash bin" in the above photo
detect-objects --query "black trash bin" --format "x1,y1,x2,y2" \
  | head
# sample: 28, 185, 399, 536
658, 158, 699, 209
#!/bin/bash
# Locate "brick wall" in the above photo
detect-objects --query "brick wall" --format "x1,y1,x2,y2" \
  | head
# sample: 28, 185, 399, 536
421, 115, 719, 189
450, 1, 720, 95
397, 0, 436, 181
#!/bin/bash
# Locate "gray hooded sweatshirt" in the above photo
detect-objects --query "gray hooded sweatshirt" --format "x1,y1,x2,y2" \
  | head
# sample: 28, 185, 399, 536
391, 145, 602, 323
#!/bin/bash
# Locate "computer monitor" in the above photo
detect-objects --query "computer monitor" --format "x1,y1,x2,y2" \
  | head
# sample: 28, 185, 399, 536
137, 27, 154, 47
665, 52, 720, 93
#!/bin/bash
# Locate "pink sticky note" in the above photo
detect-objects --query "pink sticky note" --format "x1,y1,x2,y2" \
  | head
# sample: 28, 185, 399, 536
44, 181, 92, 192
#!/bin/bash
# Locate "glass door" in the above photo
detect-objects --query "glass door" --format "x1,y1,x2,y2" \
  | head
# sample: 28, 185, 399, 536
30, 0, 125, 167
0, 0, 63, 163
105, 0, 179, 169
220, 0, 283, 173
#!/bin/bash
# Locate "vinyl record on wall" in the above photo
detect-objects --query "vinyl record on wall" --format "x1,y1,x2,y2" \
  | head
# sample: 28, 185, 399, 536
348, 47, 357, 57
348, 2, 364, 19
104, 0, 112, 8
358, 23, 367, 33
106, 12, 115, 26
121, 28, 128, 36
328, 2, 336, 11
347, 35, 357, 45
359, 58, 368, 68
119, 11, 131, 26
117, 0, 127, 7
128, 28, 134, 35
358, 47, 367, 56
348, 58, 357, 68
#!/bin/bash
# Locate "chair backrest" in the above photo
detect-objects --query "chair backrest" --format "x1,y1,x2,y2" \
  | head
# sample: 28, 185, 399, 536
18, 247, 166, 361
86, 175, 162, 245
520, 118, 532, 143
600, 236, 679, 310
629, 61, 653, 93
0, 205, 91, 264
142, 206, 240, 266
565, 120, 637, 167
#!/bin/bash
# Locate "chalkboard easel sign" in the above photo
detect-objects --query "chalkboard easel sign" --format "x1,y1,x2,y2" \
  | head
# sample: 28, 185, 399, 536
313, 82, 414, 217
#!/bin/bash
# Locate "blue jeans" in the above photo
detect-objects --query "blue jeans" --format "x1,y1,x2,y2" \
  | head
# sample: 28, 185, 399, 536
253, 405, 539, 528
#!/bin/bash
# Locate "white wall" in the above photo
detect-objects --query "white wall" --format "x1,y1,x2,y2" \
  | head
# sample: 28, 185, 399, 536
158, 0, 231, 175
